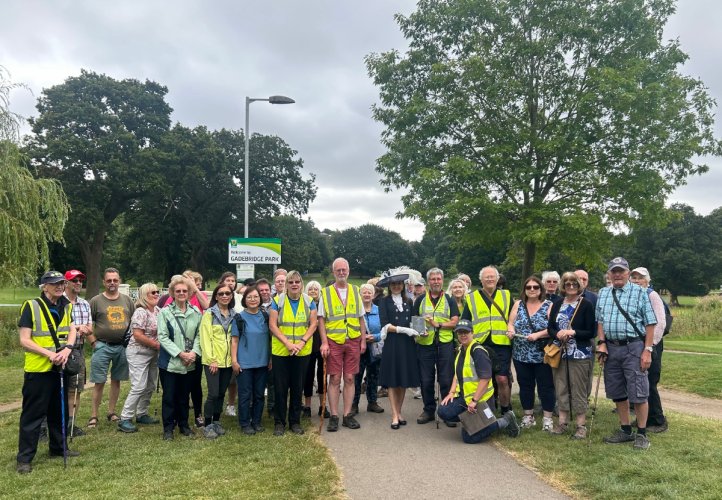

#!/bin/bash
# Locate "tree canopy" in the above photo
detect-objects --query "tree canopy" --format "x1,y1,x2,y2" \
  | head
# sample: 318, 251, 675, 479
366, 0, 721, 280
332, 224, 414, 276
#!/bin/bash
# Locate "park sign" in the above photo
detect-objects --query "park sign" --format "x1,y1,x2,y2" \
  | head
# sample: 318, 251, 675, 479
228, 238, 282, 264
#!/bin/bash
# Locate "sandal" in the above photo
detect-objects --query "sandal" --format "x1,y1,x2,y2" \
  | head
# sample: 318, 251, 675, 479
87, 417, 98, 429
107, 413, 120, 423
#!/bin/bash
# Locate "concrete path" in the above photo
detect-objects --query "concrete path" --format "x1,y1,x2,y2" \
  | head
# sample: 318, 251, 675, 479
319, 390, 567, 500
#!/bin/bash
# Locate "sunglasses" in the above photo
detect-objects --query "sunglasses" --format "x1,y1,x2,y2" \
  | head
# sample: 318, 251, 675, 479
217, 291, 233, 297
525, 285, 541, 290
149, 290, 160, 296
564, 282, 580, 288
70, 278, 83, 283
105, 279, 120, 283
287, 280, 301, 285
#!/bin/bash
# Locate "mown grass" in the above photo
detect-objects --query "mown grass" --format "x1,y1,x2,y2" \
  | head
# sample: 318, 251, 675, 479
665, 336, 722, 355
0, 382, 344, 499
659, 352, 722, 399
0, 288, 38, 304
500, 400, 722, 499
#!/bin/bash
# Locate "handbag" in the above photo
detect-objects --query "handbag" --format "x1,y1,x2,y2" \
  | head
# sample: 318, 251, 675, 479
544, 299, 581, 367
36, 299, 82, 375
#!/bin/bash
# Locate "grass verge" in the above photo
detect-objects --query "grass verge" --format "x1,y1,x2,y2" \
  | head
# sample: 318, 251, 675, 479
665, 337, 722, 355
500, 401, 722, 499
659, 352, 722, 399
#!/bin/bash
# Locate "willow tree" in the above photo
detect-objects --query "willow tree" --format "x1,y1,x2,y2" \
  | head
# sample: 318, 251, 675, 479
0, 67, 68, 285
367, 0, 721, 279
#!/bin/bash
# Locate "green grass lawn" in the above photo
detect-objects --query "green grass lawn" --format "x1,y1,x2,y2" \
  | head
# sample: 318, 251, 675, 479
0, 288, 38, 304
0, 352, 24, 404
659, 351, 722, 399
501, 401, 722, 499
665, 337, 722, 355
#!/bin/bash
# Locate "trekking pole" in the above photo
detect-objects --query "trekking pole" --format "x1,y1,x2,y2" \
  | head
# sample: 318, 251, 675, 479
587, 353, 605, 445
59, 369, 68, 469
318, 357, 327, 434
435, 378, 440, 429
70, 373, 79, 443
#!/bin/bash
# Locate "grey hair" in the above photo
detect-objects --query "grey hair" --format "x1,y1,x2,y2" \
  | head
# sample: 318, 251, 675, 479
426, 267, 444, 281
542, 271, 561, 283
446, 278, 468, 296
305, 280, 321, 294
478, 266, 499, 281
359, 283, 375, 295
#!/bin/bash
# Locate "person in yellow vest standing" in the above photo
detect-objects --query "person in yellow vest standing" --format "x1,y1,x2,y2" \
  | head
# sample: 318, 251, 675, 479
16, 271, 79, 474
269, 271, 318, 436
438, 320, 520, 443
413, 268, 459, 426
318, 258, 367, 431
461, 266, 514, 415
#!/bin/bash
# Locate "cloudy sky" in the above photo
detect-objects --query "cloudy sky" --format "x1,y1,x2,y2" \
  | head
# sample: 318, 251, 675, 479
3, 0, 721, 241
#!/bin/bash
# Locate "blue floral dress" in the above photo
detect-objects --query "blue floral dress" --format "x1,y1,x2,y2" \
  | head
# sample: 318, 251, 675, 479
554, 300, 592, 360
512, 300, 552, 364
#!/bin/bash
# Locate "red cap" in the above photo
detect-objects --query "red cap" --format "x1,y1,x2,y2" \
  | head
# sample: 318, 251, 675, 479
64, 270, 86, 281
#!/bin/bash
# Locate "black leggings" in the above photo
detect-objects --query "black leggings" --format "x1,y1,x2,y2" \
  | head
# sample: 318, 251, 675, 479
203, 366, 233, 424
189, 357, 203, 418
513, 359, 555, 412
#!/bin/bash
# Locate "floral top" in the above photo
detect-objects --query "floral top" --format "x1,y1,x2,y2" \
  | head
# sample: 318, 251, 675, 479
555, 300, 592, 360
128, 306, 160, 349
512, 300, 551, 364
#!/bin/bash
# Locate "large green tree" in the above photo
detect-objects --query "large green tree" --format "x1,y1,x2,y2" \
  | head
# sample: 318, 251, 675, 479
332, 224, 414, 277
27, 70, 172, 295
0, 67, 69, 285
367, 0, 721, 280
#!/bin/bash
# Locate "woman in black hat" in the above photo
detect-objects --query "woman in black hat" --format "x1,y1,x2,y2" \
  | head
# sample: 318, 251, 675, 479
377, 269, 420, 429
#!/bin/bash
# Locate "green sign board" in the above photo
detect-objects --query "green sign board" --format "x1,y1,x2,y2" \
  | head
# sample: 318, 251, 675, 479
228, 238, 282, 264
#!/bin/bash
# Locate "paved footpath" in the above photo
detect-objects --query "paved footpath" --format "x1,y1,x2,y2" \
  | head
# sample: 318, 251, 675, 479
319, 390, 567, 500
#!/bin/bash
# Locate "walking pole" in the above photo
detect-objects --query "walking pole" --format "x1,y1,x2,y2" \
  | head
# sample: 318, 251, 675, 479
587, 353, 605, 445
563, 341, 573, 428
318, 357, 327, 434
69, 373, 80, 443
59, 369, 68, 469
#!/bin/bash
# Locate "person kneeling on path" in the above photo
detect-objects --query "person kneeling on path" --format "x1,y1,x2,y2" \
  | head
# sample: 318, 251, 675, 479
438, 320, 520, 443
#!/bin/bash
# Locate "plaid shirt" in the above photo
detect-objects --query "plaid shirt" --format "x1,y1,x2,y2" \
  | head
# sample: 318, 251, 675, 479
596, 282, 656, 341
65, 294, 92, 346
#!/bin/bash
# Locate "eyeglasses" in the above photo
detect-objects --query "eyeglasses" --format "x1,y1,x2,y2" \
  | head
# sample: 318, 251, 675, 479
546, 280, 559, 284
70, 278, 83, 284
149, 290, 160, 296
217, 291, 233, 297
525, 285, 541, 290
175, 289, 188, 294
564, 282, 580, 288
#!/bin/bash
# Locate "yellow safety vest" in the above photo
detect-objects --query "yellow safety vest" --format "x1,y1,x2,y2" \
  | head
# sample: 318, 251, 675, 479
23, 298, 73, 373
417, 293, 454, 345
454, 342, 494, 404
321, 285, 362, 344
273, 293, 313, 356
466, 289, 511, 345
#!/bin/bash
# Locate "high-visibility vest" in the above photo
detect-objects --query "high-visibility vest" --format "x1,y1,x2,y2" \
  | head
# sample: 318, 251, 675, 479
417, 293, 454, 345
466, 289, 511, 345
23, 298, 73, 373
273, 293, 313, 356
454, 341, 494, 405
321, 285, 362, 344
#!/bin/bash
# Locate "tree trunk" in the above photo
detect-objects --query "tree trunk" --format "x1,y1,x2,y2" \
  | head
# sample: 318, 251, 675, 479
669, 292, 679, 307
522, 241, 537, 286
79, 227, 107, 298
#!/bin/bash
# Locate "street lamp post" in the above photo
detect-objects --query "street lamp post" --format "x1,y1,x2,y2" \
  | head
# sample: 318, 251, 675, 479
244, 95, 295, 238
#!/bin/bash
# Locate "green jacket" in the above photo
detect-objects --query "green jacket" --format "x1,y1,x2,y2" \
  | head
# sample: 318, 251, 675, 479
158, 302, 202, 374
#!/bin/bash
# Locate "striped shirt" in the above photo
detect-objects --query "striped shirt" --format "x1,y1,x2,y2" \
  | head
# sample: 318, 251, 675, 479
596, 282, 656, 341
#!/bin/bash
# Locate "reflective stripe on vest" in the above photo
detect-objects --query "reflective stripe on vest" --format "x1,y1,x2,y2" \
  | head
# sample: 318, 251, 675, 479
466, 289, 511, 346
24, 299, 73, 372
321, 285, 362, 344
454, 342, 494, 404
417, 293, 454, 346
273, 293, 313, 356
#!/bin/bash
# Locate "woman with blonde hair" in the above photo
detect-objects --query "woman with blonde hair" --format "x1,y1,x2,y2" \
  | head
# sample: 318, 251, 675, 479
118, 283, 162, 433
446, 278, 469, 317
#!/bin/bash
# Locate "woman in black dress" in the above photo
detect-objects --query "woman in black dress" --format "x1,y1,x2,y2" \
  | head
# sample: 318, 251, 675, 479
378, 270, 421, 429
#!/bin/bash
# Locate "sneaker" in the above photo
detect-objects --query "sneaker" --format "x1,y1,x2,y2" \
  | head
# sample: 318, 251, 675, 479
571, 425, 587, 440
444, 420, 457, 428
551, 422, 569, 435
542, 416, 554, 432
195, 416, 205, 428
348, 404, 359, 417
136, 414, 160, 425
211, 422, 226, 436
16, 461, 32, 474
503, 411, 520, 438
291, 424, 304, 435
117, 419, 138, 433
273, 423, 285, 436
253, 423, 265, 433
342, 415, 361, 429
633, 433, 651, 450
225, 404, 237, 417
302, 406, 312, 418
203, 426, 218, 439
377, 387, 388, 398
68, 424, 86, 437
647, 421, 669, 434
367, 402, 384, 413
327, 415, 339, 432
416, 412, 434, 425
242, 425, 256, 436
163, 430, 174, 440
603, 429, 635, 444
413, 388, 422, 399
179, 427, 194, 437
520, 414, 536, 429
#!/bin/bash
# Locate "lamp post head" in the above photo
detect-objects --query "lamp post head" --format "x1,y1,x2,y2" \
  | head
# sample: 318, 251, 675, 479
268, 95, 295, 105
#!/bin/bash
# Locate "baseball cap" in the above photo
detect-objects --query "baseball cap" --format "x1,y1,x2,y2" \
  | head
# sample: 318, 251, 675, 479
64, 270, 86, 281
40, 270, 66, 285
631, 267, 650, 279
607, 257, 630, 272
454, 319, 473, 333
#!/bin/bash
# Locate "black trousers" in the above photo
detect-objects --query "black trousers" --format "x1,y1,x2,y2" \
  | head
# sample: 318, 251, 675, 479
417, 342, 455, 415
189, 357, 203, 419
203, 366, 233, 423
18, 371, 68, 464
303, 351, 324, 398
647, 340, 666, 426
159, 368, 192, 432
272, 354, 309, 427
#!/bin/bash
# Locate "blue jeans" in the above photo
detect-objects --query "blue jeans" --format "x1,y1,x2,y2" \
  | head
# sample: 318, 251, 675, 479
437, 396, 500, 444
237, 367, 268, 428
353, 351, 380, 405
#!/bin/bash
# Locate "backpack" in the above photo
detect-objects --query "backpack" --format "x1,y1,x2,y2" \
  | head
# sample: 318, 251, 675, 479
646, 288, 673, 336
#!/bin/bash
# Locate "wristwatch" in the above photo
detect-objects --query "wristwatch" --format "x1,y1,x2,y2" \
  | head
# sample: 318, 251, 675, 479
471, 398, 478, 403
644, 346, 653, 353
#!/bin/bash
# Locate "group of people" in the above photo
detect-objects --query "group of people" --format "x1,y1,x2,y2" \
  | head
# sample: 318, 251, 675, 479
16, 255, 669, 473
